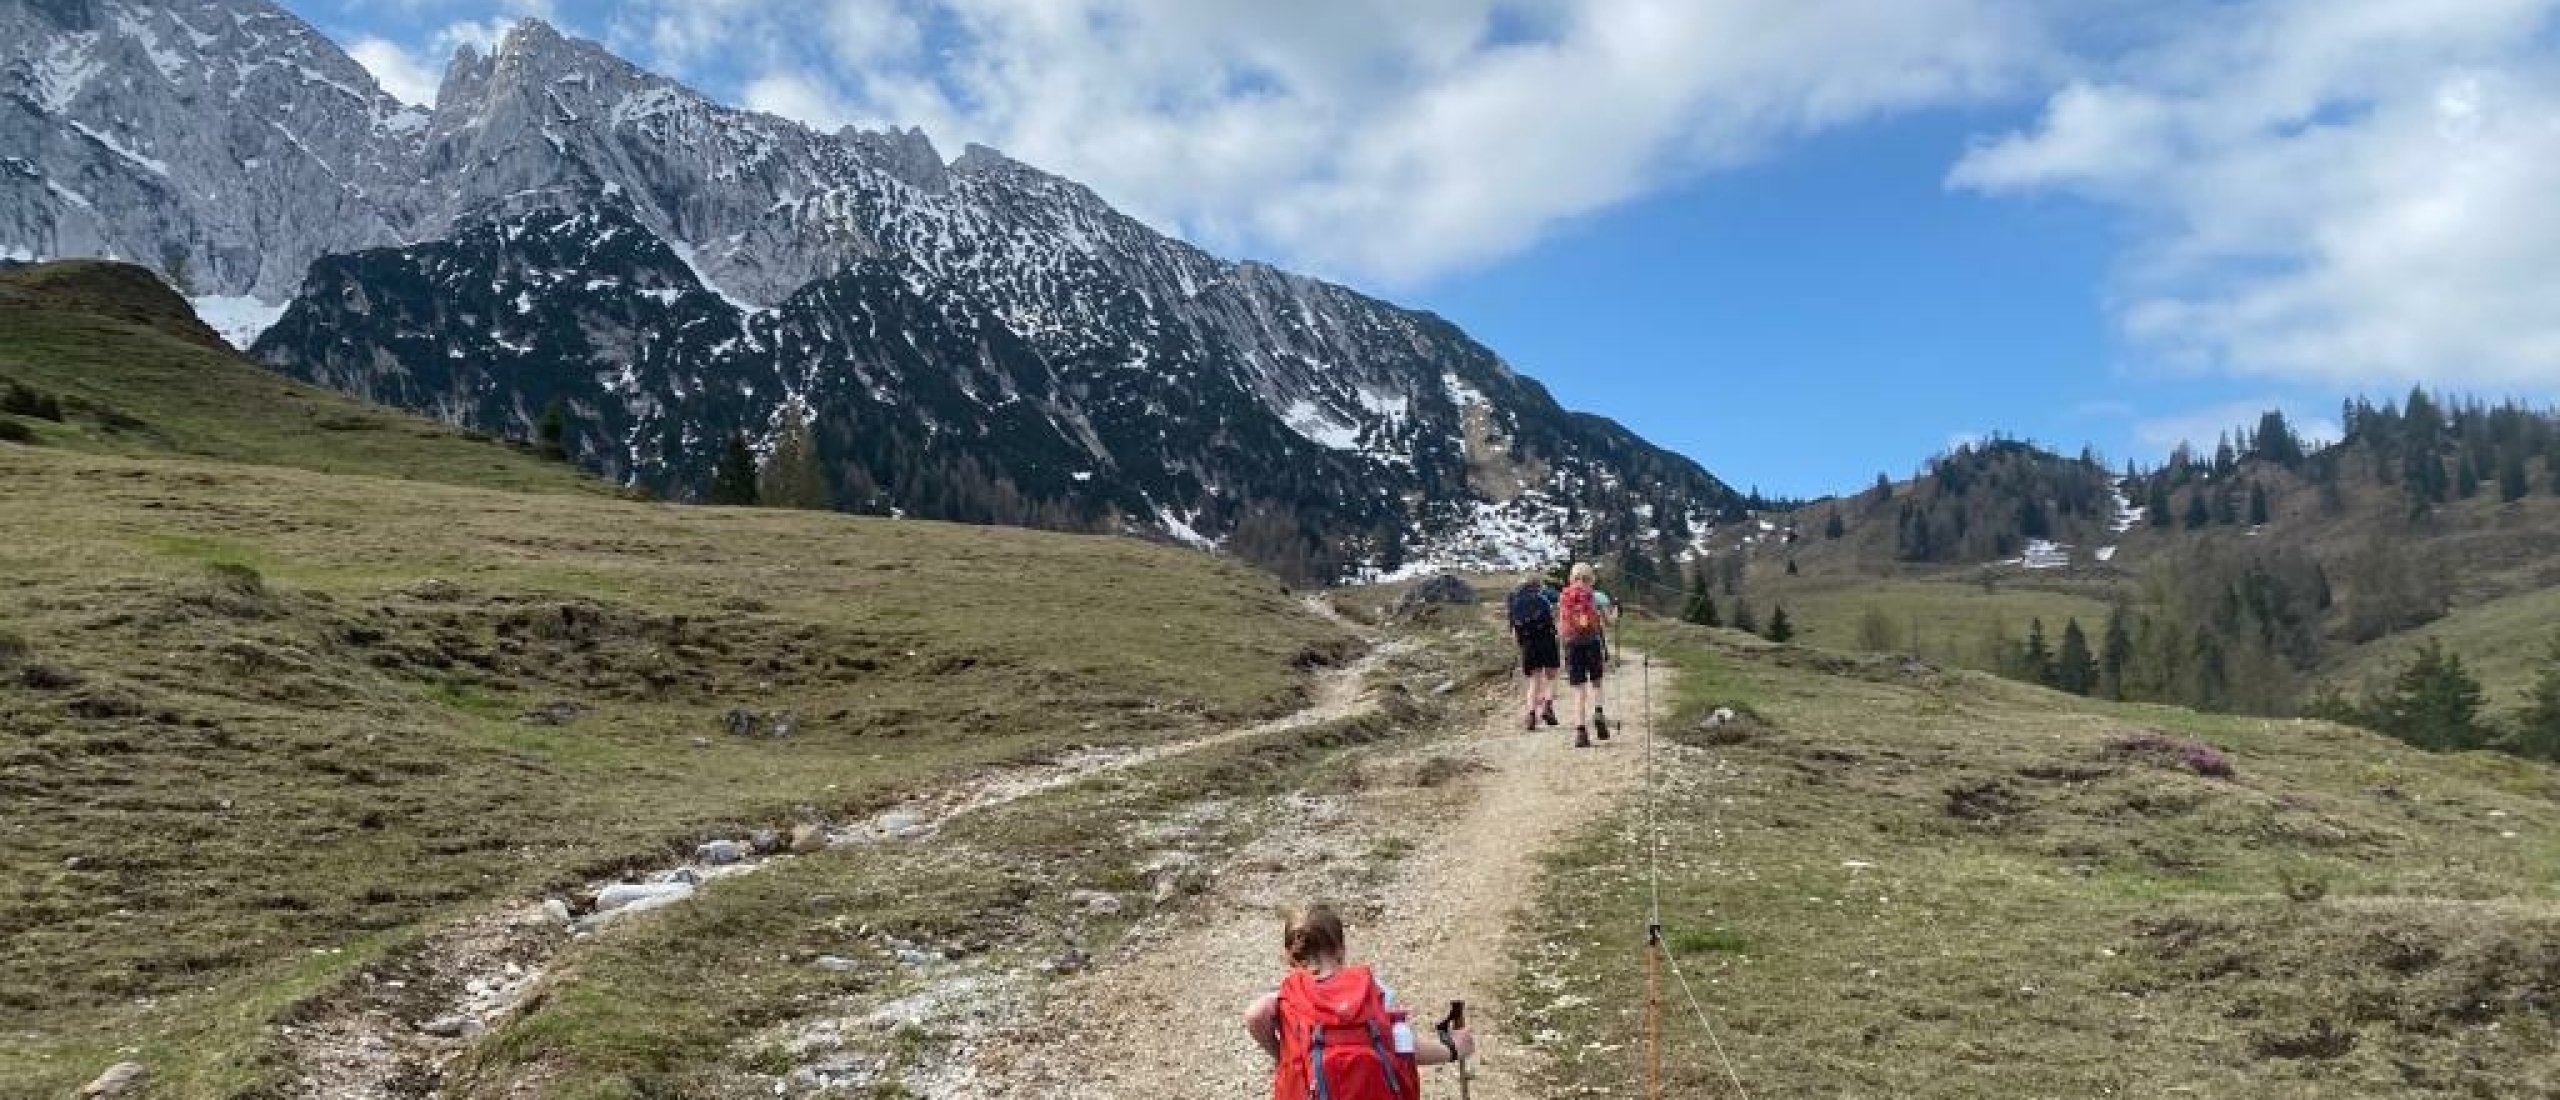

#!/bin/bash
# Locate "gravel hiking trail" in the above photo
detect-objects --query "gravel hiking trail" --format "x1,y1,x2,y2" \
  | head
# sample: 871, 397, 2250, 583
960, 649, 1673, 1100
280, 638, 1403, 1100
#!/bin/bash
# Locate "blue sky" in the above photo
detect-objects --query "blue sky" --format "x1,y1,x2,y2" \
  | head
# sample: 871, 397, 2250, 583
322, 0, 2560, 499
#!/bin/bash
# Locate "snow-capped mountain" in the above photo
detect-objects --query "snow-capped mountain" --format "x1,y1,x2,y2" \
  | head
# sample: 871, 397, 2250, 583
3, 1, 1740, 579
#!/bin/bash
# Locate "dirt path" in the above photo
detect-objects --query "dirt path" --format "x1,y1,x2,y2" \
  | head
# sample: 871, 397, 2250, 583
279, 639, 1403, 1100
961, 650, 1672, 1100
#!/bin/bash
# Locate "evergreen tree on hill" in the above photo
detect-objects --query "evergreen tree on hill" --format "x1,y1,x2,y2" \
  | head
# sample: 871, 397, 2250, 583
2183, 491, 2211, 530
1766, 604, 1795, 643
2055, 618, 2097, 696
709, 432, 760, 506
2375, 639, 2488, 752
1824, 510, 1845, 539
2516, 635, 2560, 762
2499, 448, 2530, 503
757, 409, 832, 510
1730, 598, 1758, 636
1683, 573, 1719, 628
2099, 607, 2132, 700
2021, 618, 2053, 686
2247, 482, 2269, 526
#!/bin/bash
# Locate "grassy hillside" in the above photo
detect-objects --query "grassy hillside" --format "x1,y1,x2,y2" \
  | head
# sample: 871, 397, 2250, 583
2323, 585, 2560, 713
0, 445, 1348, 1099
1527, 621, 2560, 1097
0, 261, 602, 495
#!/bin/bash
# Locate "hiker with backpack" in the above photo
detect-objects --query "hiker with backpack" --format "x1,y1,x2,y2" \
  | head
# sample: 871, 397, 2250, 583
1506, 573, 1562, 731
1558, 562, 1618, 748
1245, 903, 1476, 1099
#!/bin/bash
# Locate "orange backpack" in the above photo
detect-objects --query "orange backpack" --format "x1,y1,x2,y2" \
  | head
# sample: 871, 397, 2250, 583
1273, 966, 1420, 1100
1559, 582, 1603, 642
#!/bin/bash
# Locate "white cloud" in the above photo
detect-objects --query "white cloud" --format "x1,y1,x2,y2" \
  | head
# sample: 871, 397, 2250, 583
1953, 0, 2560, 391
347, 36, 441, 106
606, 0, 2049, 285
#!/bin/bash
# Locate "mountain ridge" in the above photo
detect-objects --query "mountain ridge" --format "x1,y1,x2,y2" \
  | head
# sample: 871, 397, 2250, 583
3, 0, 1742, 581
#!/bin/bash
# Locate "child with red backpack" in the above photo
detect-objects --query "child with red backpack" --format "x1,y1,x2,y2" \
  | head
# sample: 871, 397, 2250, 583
1245, 903, 1475, 1099
1557, 562, 1617, 748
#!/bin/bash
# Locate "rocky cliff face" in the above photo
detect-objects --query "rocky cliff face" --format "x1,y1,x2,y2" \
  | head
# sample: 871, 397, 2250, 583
4, 2, 1740, 579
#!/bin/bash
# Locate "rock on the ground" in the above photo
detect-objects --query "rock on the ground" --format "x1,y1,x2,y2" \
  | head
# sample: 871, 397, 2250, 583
814, 955, 859, 972
1394, 574, 1477, 613
80, 1062, 147, 1097
595, 881, 695, 914
1067, 889, 1124, 915
418, 1015, 480, 1038
750, 829, 783, 854
542, 898, 574, 925
790, 823, 829, 853
696, 839, 750, 865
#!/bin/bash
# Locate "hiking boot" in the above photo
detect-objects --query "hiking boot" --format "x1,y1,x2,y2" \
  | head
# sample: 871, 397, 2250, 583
1594, 710, 1611, 740
1524, 710, 1539, 732
1573, 726, 1592, 748
1540, 702, 1559, 726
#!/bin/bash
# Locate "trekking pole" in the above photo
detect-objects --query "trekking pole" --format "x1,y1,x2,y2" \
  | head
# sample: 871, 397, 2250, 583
1436, 1000, 1472, 1100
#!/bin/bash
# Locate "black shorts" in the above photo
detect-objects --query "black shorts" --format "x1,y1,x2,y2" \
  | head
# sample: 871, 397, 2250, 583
1518, 631, 1560, 674
1566, 640, 1606, 685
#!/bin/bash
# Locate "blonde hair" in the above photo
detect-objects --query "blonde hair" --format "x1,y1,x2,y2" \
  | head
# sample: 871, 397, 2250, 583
1283, 903, 1347, 967
1569, 562, 1596, 585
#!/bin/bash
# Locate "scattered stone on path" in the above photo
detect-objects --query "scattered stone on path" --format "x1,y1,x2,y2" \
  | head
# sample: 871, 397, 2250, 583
594, 881, 694, 914
814, 955, 859, 973
723, 708, 759, 737
749, 829, 782, 854
417, 1016, 479, 1039
696, 839, 749, 865
790, 823, 829, 853
1067, 889, 1123, 915
541, 898, 574, 925
80, 1062, 146, 1098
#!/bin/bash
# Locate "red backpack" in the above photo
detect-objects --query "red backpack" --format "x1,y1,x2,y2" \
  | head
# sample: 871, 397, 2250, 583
1273, 966, 1421, 1100
1559, 583, 1603, 642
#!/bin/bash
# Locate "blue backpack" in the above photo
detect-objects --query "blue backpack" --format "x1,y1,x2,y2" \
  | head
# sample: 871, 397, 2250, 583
1507, 583, 1554, 640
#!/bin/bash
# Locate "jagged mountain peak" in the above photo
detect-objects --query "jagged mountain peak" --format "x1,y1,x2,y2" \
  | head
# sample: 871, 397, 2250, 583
7, 0, 1743, 580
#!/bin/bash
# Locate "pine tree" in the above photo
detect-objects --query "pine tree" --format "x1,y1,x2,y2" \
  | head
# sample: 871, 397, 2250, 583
2054, 618, 2097, 696
2021, 618, 2053, 685
1871, 472, 1893, 502
2247, 482, 2269, 526
537, 399, 569, 462
2499, 448, 2530, 503
709, 432, 760, 506
1730, 598, 1758, 636
2377, 639, 2487, 751
2456, 456, 2481, 499
2183, 491, 2211, 530
1824, 510, 1846, 539
1785, 558, 1800, 576
2099, 606, 2133, 700
2516, 635, 2560, 761
757, 410, 832, 510
2147, 479, 2172, 527
1766, 604, 1795, 643
1683, 573, 1718, 628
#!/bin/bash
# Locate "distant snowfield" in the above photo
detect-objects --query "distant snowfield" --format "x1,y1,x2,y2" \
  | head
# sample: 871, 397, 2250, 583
192, 295, 287, 351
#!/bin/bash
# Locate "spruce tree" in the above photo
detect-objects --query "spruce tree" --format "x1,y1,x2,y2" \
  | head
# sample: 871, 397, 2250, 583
757, 410, 832, 510
2021, 618, 2053, 685
2099, 606, 2133, 700
1683, 573, 1718, 628
2499, 449, 2530, 503
1730, 598, 1758, 636
709, 432, 760, 506
2516, 635, 2560, 761
2055, 618, 2097, 696
1824, 510, 1845, 539
537, 399, 569, 462
2456, 456, 2480, 499
2183, 491, 2211, 530
2247, 482, 2269, 526
2377, 639, 2487, 751
1766, 604, 1795, 643
2147, 480, 2173, 527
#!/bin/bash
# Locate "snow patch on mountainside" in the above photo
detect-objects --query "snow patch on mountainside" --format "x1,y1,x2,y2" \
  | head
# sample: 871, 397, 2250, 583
192, 296, 289, 350
1372, 494, 1575, 582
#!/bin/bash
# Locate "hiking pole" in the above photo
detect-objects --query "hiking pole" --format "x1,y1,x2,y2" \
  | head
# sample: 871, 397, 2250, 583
1436, 1000, 1472, 1100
